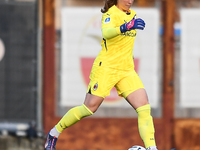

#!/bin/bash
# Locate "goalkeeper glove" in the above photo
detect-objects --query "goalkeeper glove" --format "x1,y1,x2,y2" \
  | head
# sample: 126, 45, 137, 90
120, 18, 145, 33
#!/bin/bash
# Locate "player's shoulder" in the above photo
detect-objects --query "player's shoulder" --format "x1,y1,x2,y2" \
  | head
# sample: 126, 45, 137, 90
102, 5, 117, 17
102, 12, 111, 25
103, 12, 112, 18
101, 6, 115, 24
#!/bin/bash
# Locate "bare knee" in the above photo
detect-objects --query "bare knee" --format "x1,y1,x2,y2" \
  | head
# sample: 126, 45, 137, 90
84, 93, 104, 113
126, 88, 149, 109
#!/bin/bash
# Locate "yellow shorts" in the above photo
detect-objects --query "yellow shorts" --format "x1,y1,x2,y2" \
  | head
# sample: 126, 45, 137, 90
87, 65, 144, 98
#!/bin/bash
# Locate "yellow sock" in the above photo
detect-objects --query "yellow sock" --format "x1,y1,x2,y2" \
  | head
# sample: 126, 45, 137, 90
55, 104, 93, 133
136, 104, 156, 148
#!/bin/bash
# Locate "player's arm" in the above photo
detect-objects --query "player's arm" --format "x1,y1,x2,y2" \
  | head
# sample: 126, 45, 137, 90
102, 27, 121, 39
102, 17, 145, 39
102, 14, 145, 39
102, 13, 121, 39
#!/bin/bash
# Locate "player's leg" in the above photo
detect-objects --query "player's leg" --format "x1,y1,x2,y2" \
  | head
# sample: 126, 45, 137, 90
84, 93, 104, 112
126, 89, 157, 150
55, 93, 103, 133
45, 103, 93, 150
46, 66, 106, 149
45, 93, 104, 150
115, 70, 157, 150
45, 65, 113, 150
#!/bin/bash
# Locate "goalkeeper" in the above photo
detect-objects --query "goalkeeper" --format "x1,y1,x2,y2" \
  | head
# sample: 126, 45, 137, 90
45, 0, 158, 150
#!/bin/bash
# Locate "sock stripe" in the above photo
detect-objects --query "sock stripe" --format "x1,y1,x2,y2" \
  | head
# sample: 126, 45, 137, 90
82, 104, 93, 115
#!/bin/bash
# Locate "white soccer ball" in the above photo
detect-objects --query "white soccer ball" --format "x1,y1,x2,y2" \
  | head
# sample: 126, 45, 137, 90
128, 145, 146, 150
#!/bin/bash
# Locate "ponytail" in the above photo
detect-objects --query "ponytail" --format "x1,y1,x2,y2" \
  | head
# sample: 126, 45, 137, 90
101, 0, 117, 13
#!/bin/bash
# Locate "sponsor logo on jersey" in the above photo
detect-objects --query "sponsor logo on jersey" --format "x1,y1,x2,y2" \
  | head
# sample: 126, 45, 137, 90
104, 17, 110, 24
121, 31, 137, 37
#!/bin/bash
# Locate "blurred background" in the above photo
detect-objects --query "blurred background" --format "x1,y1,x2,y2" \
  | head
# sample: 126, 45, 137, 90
0, 0, 200, 150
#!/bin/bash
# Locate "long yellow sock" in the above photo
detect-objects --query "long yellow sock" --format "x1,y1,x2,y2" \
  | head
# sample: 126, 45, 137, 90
136, 104, 156, 148
55, 104, 93, 133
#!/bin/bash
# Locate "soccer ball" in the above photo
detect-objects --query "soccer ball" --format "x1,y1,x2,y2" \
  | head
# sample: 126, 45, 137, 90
128, 145, 146, 150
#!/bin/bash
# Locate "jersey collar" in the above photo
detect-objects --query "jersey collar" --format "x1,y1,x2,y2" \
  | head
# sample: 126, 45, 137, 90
112, 5, 131, 15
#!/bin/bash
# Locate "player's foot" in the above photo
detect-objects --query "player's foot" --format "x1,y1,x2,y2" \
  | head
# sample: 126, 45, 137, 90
44, 132, 57, 150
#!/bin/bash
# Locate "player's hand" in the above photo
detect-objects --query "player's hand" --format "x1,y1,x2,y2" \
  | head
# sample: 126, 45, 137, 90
120, 18, 145, 33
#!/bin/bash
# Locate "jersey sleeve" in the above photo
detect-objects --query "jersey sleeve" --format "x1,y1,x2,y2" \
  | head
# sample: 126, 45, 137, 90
102, 27, 121, 39
101, 13, 121, 39
101, 13, 115, 29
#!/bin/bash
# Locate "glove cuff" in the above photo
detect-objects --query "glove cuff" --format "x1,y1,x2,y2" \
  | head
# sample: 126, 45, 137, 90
120, 23, 127, 33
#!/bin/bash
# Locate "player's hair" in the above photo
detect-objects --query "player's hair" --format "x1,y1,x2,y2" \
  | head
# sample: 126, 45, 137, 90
101, 0, 117, 13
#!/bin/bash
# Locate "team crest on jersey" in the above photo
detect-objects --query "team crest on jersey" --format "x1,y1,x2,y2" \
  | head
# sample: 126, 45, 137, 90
93, 83, 98, 91
104, 17, 110, 24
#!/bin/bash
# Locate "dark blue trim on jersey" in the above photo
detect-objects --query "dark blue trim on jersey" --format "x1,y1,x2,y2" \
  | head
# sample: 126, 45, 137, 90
103, 38, 107, 51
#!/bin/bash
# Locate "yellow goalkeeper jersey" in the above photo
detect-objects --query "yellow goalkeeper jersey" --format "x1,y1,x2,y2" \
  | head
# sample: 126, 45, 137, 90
93, 5, 137, 70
